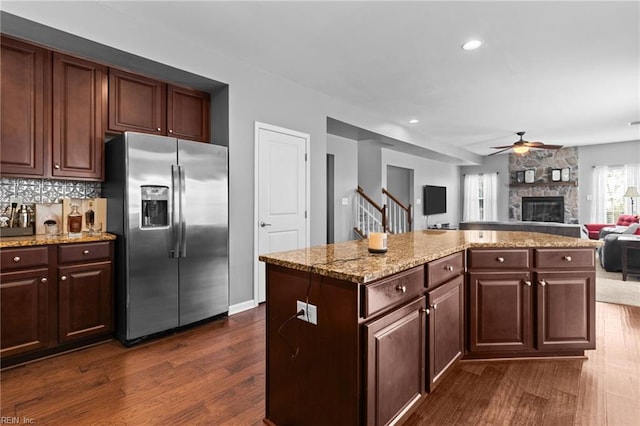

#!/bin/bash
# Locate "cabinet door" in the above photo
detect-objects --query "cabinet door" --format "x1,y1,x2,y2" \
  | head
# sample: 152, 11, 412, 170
167, 85, 210, 142
52, 53, 107, 180
108, 68, 166, 135
0, 36, 49, 177
468, 271, 532, 353
58, 261, 112, 343
365, 297, 426, 426
536, 271, 595, 350
0, 268, 50, 358
427, 275, 463, 391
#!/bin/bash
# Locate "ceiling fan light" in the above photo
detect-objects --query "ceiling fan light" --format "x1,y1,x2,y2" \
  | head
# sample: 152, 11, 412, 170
513, 145, 529, 154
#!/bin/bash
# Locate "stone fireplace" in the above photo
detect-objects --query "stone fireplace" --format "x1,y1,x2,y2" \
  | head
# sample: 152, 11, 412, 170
522, 196, 564, 223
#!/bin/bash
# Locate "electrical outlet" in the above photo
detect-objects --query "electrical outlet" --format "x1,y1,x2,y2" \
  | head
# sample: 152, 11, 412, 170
296, 300, 318, 325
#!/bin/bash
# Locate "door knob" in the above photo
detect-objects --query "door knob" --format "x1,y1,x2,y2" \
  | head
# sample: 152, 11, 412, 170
260, 221, 272, 227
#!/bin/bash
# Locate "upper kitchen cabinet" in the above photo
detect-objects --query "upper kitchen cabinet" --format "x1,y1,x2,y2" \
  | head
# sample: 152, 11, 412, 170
108, 68, 210, 143
0, 36, 50, 177
52, 53, 107, 180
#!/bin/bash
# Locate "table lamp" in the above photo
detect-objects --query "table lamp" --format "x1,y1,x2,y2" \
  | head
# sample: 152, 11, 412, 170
623, 186, 640, 215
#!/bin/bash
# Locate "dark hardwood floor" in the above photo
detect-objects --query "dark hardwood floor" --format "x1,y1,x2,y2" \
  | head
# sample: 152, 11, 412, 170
1, 302, 638, 425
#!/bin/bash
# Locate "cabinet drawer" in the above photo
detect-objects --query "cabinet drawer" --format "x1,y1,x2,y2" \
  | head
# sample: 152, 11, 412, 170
362, 266, 424, 318
535, 248, 595, 269
426, 251, 464, 289
467, 249, 530, 270
0, 246, 49, 272
58, 242, 111, 264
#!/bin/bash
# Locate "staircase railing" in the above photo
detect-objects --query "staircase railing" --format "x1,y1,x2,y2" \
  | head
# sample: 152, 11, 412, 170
354, 186, 387, 238
383, 188, 412, 234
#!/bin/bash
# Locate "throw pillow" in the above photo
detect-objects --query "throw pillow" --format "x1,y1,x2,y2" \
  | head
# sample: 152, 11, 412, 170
623, 223, 640, 234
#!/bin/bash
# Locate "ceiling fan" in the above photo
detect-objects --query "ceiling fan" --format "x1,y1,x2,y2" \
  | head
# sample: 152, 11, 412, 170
489, 131, 563, 156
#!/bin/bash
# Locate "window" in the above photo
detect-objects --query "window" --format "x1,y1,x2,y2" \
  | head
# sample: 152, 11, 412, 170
605, 166, 625, 222
463, 173, 497, 221
591, 163, 640, 223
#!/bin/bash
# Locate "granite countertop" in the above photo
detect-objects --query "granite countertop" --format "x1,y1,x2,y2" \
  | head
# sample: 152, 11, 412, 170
259, 230, 602, 284
0, 232, 116, 248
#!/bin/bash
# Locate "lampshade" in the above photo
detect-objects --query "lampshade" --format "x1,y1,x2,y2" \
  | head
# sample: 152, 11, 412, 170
623, 186, 640, 198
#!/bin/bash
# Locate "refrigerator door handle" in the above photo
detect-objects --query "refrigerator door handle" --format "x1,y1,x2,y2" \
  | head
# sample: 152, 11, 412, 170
170, 164, 181, 258
179, 164, 187, 258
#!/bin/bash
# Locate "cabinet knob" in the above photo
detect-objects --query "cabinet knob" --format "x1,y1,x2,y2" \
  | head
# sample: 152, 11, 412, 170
563, 256, 572, 262
54, 164, 60, 169
157, 127, 161, 132
168, 129, 173, 134
539, 280, 546, 287
61, 275, 68, 281
396, 285, 407, 293
12, 256, 20, 262
445, 265, 454, 272
83, 250, 90, 255
420, 307, 430, 315
41, 277, 48, 283
431, 304, 437, 310
524, 280, 532, 286
496, 257, 505, 263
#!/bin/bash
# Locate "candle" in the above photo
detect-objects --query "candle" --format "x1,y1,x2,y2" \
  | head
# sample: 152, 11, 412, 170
368, 232, 387, 253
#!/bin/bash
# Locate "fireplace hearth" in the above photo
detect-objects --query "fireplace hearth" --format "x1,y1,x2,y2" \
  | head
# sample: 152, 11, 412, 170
522, 196, 564, 223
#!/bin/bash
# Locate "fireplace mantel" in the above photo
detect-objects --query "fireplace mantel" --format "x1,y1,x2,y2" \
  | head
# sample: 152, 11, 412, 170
510, 181, 577, 188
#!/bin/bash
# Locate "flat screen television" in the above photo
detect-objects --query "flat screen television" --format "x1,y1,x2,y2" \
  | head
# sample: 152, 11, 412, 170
423, 185, 447, 215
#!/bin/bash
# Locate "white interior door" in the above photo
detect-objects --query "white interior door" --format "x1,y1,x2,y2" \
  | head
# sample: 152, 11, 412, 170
255, 122, 309, 303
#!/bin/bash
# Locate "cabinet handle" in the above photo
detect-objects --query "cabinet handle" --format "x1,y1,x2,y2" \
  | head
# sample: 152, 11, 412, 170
563, 256, 572, 262
61, 275, 68, 281
539, 280, 546, 287
445, 265, 454, 272
54, 164, 60, 169
83, 250, 90, 255
396, 285, 407, 293
12, 256, 20, 262
41, 277, 48, 283
496, 257, 505, 263
524, 280, 532, 286
157, 127, 162, 132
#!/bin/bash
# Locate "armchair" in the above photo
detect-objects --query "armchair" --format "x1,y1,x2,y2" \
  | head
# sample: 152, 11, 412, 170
599, 223, 640, 271
584, 214, 639, 240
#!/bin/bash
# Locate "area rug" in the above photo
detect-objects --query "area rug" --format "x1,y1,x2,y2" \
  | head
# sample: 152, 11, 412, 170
595, 255, 640, 307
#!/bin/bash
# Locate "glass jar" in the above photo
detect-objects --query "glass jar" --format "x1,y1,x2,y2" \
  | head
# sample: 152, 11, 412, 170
68, 205, 82, 237
85, 201, 95, 232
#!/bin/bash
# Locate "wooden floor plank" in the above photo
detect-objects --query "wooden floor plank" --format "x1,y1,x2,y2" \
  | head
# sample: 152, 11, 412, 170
1, 302, 638, 425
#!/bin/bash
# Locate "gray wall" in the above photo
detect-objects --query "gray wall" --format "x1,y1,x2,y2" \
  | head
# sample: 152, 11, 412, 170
382, 149, 461, 229
459, 154, 511, 222
326, 134, 358, 243
357, 140, 383, 205
577, 140, 640, 224
387, 165, 412, 206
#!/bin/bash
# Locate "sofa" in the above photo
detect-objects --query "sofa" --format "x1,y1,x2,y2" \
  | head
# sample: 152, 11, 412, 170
584, 214, 640, 240
599, 223, 640, 271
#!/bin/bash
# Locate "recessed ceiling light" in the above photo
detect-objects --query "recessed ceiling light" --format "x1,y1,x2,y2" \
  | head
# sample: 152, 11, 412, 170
461, 40, 482, 51
409, 119, 419, 124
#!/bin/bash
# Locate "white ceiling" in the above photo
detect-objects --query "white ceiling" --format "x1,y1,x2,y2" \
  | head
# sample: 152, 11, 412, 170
7, 1, 640, 158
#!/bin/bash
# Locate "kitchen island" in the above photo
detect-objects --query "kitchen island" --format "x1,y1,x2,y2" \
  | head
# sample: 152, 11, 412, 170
259, 230, 601, 426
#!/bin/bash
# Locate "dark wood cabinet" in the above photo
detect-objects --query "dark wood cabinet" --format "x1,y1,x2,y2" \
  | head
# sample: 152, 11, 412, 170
52, 53, 107, 180
109, 68, 210, 142
468, 271, 532, 353
0, 35, 50, 177
426, 274, 464, 391
365, 297, 426, 426
0, 268, 51, 358
108, 68, 166, 136
0, 241, 114, 368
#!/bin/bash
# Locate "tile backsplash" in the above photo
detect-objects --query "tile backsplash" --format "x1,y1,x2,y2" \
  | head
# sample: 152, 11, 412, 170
0, 178, 102, 210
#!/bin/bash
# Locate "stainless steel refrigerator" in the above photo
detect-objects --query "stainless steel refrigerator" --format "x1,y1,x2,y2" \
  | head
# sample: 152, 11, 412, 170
103, 132, 228, 345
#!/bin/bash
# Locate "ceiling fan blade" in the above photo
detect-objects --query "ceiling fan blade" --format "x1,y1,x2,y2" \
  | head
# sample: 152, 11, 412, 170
523, 141, 544, 147
488, 147, 513, 156
540, 144, 563, 149
491, 145, 515, 149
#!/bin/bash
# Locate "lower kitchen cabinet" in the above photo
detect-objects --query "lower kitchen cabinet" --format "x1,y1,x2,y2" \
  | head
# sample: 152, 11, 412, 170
426, 274, 464, 391
0, 241, 114, 368
0, 268, 51, 358
365, 296, 426, 426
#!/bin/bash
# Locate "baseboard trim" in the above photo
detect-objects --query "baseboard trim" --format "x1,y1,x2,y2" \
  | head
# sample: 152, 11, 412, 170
229, 299, 258, 315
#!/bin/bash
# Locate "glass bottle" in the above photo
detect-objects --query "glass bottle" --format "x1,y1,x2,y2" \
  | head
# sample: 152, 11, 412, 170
85, 201, 95, 233
68, 205, 83, 237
